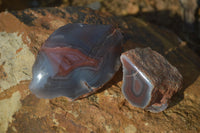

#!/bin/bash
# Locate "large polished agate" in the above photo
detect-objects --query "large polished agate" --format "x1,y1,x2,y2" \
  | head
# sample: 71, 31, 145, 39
120, 48, 182, 113
29, 23, 122, 100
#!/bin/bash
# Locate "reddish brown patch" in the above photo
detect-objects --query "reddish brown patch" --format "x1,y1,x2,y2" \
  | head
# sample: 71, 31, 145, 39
0, 12, 25, 32
0, 80, 30, 100
55, 113, 88, 132
16, 47, 23, 54
0, 64, 7, 80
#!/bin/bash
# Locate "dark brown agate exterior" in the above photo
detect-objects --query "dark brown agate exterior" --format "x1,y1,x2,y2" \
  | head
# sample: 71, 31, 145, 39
120, 47, 182, 113
29, 23, 122, 100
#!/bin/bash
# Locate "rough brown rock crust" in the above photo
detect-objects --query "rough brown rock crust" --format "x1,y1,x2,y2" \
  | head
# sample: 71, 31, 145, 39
121, 47, 183, 113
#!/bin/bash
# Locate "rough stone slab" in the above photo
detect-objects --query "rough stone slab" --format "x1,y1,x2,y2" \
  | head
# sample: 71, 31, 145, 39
0, 7, 200, 133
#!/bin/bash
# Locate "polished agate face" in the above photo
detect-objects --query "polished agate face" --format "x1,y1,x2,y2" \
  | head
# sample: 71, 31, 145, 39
120, 54, 154, 108
29, 23, 123, 100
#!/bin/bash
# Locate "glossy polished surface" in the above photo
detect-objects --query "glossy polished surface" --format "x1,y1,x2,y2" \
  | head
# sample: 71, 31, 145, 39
29, 23, 123, 99
121, 55, 153, 108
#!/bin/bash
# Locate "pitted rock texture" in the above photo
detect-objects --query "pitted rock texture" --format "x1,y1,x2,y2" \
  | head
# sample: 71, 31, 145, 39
0, 7, 200, 133
0, 91, 21, 133
0, 32, 34, 92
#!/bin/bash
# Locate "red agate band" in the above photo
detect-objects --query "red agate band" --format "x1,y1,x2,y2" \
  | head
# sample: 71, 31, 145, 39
41, 47, 99, 77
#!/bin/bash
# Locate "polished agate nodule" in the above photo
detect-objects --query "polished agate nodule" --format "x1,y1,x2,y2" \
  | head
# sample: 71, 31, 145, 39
29, 23, 122, 100
120, 48, 182, 113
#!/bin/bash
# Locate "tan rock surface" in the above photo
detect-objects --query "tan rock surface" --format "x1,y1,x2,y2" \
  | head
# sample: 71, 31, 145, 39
0, 7, 199, 133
